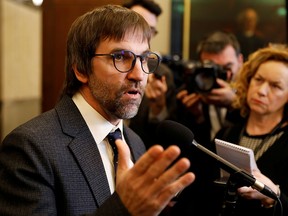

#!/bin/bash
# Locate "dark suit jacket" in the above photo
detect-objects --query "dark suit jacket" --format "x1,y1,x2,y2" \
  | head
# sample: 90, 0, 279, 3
0, 95, 146, 216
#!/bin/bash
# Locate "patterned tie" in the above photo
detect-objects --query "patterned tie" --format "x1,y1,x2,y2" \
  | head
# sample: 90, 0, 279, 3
107, 128, 122, 176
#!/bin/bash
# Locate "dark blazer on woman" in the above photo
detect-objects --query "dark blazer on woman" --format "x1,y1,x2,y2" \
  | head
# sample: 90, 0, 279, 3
0, 95, 146, 216
215, 123, 288, 216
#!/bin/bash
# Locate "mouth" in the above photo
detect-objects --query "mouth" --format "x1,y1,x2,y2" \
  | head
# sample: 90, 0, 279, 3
127, 88, 141, 95
124, 88, 142, 99
251, 98, 265, 105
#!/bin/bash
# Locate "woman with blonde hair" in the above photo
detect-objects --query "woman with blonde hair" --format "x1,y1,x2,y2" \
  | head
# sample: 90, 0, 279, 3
215, 44, 288, 216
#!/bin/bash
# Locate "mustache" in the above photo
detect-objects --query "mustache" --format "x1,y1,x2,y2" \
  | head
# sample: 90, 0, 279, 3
121, 81, 145, 95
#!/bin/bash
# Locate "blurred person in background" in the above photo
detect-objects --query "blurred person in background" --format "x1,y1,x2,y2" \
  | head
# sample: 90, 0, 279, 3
170, 31, 244, 215
124, 0, 178, 149
177, 31, 244, 145
235, 7, 267, 61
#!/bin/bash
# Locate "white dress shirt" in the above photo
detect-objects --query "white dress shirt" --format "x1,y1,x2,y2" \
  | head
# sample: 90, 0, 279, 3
72, 92, 130, 193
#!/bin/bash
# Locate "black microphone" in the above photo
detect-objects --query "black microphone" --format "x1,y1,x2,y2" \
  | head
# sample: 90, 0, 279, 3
156, 120, 278, 200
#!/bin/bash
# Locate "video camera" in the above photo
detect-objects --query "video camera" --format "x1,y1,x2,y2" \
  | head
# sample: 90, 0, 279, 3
161, 55, 228, 93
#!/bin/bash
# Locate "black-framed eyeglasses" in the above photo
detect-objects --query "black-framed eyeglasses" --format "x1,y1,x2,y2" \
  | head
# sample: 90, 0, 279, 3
93, 50, 160, 74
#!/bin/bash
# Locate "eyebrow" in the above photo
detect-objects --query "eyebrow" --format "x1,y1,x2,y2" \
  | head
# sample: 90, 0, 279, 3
255, 74, 285, 86
109, 48, 151, 54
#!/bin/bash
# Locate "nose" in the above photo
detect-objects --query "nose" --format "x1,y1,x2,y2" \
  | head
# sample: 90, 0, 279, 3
126, 58, 146, 81
257, 82, 269, 96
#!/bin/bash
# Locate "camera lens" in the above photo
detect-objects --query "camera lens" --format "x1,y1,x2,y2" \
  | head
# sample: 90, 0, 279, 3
194, 69, 216, 92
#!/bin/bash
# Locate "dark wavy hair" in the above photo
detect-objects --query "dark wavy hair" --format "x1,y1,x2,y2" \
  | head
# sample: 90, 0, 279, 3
61, 4, 152, 97
233, 44, 288, 119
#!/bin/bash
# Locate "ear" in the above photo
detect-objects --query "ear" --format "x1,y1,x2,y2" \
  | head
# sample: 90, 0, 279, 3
73, 64, 88, 84
237, 53, 244, 65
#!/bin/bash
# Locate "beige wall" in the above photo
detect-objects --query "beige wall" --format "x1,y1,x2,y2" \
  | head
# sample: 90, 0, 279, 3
150, 0, 171, 55
0, 0, 42, 140
0, 0, 172, 141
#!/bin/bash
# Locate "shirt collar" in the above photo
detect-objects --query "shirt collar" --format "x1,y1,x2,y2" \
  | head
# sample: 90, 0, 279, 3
72, 91, 123, 144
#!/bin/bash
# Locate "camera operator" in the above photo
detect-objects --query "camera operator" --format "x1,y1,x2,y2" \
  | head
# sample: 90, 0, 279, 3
170, 31, 245, 216
176, 31, 244, 145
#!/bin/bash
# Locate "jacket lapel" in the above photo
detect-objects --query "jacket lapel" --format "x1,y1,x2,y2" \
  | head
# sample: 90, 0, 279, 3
69, 133, 111, 207
56, 95, 111, 207
123, 126, 146, 162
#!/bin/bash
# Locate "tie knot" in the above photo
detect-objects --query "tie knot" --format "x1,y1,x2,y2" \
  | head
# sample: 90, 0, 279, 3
107, 128, 122, 144
107, 128, 122, 181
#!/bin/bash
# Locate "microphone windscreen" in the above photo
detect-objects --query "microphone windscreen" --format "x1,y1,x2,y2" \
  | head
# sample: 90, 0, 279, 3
156, 120, 194, 148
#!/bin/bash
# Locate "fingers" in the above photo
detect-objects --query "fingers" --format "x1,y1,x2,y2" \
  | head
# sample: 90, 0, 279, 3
150, 157, 194, 195
131, 145, 194, 198
238, 186, 260, 200
238, 186, 251, 194
131, 145, 172, 177
180, 93, 201, 108
143, 145, 182, 182
129, 145, 189, 182
238, 186, 253, 199
176, 90, 188, 100
157, 171, 195, 205
185, 94, 201, 107
145, 76, 167, 100
115, 144, 195, 216
215, 78, 229, 87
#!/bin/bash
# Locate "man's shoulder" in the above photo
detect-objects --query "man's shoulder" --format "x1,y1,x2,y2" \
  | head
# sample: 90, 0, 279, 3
3, 109, 59, 141
2, 96, 81, 143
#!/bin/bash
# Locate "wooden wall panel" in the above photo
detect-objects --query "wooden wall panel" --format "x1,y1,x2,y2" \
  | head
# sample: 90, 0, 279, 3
42, 0, 124, 112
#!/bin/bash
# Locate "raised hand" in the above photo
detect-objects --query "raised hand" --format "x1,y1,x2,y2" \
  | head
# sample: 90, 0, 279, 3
115, 139, 195, 216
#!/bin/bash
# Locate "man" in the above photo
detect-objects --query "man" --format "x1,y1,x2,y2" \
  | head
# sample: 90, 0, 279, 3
124, 0, 177, 149
172, 31, 244, 216
177, 31, 244, 145
235, 7, 266, 61
0, 5, 194, 216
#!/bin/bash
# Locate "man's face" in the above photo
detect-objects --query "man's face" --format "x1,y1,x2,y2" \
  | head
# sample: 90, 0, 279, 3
77, 30, 150, 124
200, 45, 243, 82
130, 5, 158, 37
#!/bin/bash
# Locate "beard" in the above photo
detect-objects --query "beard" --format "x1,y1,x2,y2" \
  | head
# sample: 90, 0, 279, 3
88, 74, 145, 120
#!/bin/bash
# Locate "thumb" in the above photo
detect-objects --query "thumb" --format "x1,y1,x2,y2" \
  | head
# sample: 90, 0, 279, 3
115, 139, 133, 173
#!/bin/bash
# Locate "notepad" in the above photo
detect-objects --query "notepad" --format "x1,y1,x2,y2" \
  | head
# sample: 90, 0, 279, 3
215, 138, 258, 182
